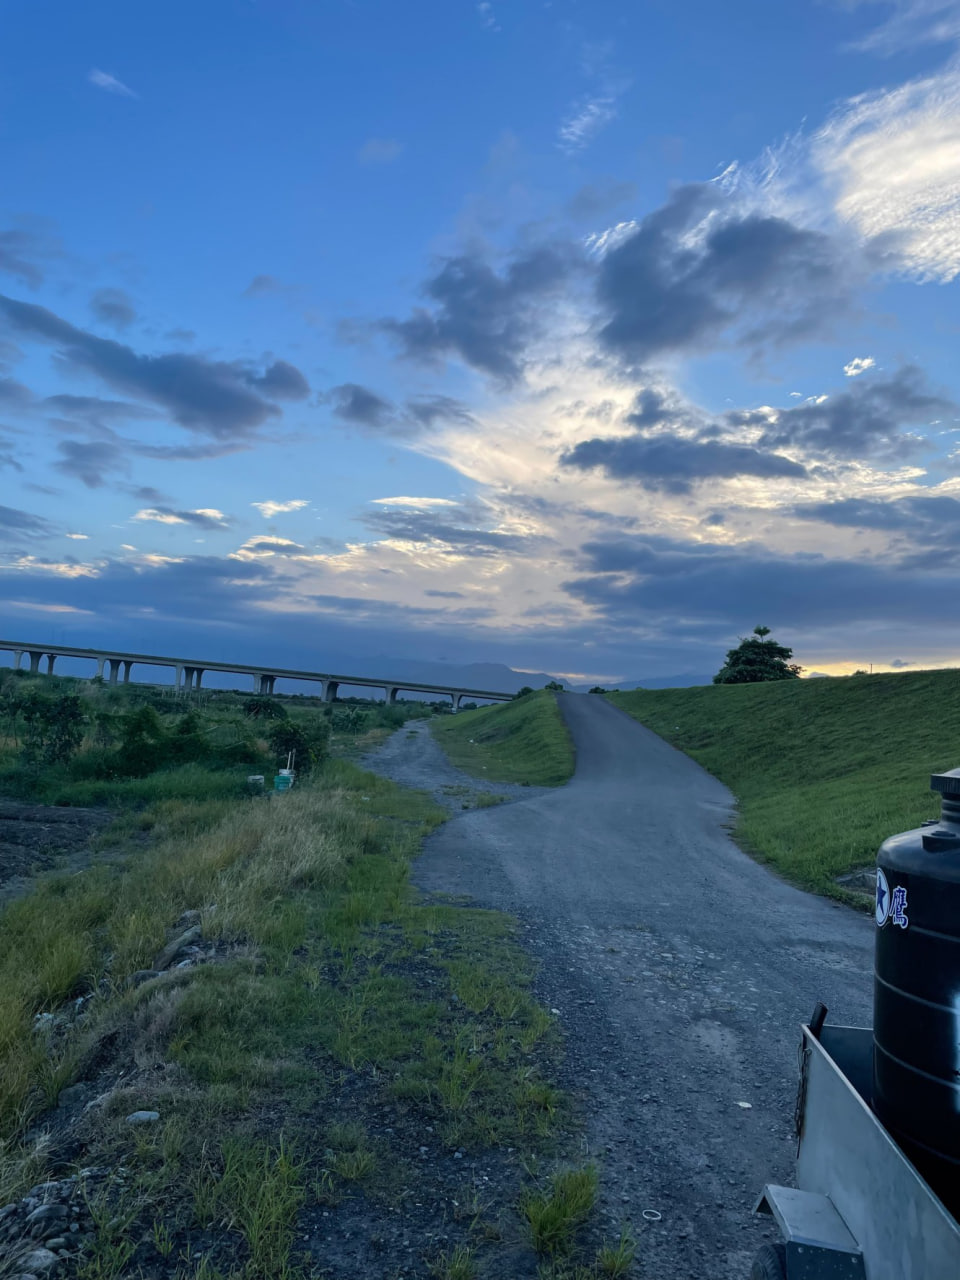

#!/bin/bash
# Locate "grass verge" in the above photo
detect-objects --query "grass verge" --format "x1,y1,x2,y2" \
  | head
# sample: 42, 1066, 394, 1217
431, 691, 575, 787
610, 668, 960, 898
0, 756, 580, 1278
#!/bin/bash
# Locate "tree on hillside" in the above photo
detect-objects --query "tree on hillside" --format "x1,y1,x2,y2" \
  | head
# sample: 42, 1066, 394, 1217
713, 626, 802, 685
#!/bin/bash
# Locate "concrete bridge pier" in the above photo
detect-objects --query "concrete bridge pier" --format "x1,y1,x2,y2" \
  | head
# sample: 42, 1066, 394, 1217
322, 679, 339, 703
121, 661, 133, 684
95, 658, 105, 679
12, 650, 22, 671
254, 673, 275, 695
28, 651, 43, 674
45, 654, 57, 674
181, 667, 204, 691
107, 658, 121, 685
387, 686, 400, 705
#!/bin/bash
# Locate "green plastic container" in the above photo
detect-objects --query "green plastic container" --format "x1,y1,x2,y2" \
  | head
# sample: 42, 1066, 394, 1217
273, 774, 293, 792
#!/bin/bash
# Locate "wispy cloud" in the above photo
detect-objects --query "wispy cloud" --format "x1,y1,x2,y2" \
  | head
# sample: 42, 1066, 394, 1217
814, 64, 960, 280
371, 496, 459, 508
477, 2, 500, 32
88, 68, 138, 98
357, 137, 403, 164
251, 499, 309, 518
850, 1, 960, 54
844, 355, 876, 377
133, 507, 230, 529
557, 94, 619, 153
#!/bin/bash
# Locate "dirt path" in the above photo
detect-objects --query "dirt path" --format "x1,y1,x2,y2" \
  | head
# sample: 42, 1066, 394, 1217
367, 695, 874, 1279
363, 716, 551, 811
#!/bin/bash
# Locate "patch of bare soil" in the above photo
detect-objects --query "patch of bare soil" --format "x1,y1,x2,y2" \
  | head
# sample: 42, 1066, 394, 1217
0, 801, 113, 906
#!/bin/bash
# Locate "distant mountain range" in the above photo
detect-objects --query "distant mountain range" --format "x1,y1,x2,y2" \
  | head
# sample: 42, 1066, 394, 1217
347, 658, 713, 696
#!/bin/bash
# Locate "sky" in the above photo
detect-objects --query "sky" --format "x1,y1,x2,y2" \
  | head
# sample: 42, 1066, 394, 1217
3, 0, 960, 684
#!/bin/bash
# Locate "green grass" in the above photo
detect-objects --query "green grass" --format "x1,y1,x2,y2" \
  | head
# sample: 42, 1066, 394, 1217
520, 1165, 598, 1258
610, 668, 960, 898
0, 748, 569, 1278
431, 691, 575, 787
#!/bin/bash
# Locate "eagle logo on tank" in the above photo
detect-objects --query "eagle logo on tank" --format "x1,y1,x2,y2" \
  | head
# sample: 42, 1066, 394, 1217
876, 867, 908, 929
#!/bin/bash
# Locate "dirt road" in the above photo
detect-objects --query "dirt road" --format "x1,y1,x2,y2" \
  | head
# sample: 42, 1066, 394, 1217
367, 695, 874, 1278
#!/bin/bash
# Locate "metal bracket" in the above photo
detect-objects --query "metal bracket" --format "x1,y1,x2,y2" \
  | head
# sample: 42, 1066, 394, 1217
756, 1185, 866, 1279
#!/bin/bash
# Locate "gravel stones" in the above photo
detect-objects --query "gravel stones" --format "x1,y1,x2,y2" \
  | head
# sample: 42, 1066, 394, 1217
126, 1110, 160, 1125
152, 924, 203, 971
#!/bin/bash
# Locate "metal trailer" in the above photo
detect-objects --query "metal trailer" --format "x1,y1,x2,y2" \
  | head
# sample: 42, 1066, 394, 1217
751, 1012, 960, 1280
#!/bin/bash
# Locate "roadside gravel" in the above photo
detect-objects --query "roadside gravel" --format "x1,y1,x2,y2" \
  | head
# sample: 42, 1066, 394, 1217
365, 695, 874, 1279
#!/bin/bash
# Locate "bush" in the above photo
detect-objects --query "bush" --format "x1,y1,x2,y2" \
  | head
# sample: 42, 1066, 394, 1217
267, 718, 330, 774
513, 687, 534, 700
243, 697, 288, 720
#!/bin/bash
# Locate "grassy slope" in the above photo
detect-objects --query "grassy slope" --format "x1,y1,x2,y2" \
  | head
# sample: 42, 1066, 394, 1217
611, 669, 960, 898
431, 691, 575, 787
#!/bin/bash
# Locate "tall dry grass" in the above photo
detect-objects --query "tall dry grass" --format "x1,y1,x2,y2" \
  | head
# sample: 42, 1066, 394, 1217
0, 782, 378, 1141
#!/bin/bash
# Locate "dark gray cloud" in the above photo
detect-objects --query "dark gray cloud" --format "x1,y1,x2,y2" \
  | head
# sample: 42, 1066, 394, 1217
405, 394, 475, 428
362, 501, 538, 557
753, 367, 952, 459
563, 532, 960, 631
54, 440, 129, 488
328, 383, 396, 430
90, 287, 136, 331
0, 504, 53, 539
791, 491, 960, 568
381, 245, 579, 383
425, 589, 465, 598
566, 181, 636, 220
0, 293, 309, 438
131, 440, 250, 461
43, 394, 161, 428
241, 537, 305, 554
0, 434, 21, 472
596, 184, 857, 362
247, 359, 310, 400
562, 434, 807, 492
0, 378, 33, 408
0, 227, 56, 288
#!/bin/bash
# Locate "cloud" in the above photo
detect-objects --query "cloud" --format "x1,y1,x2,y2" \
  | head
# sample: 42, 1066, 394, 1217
851, 0, 960, 53
251, 499, 309, 518
0, 226, 57, 288
371, 496, 459, 508
0, 378, 33, 408
844, 355, 876, 377
405, 394, 476, 428
814, 63, 960, 280
0, 504, 54, 540
65, 532, 88, 540
562, 434, 807, 493
88, 68, 138, 98
563, 532, 960, 631
0, 293, 309, 438
90, 287, 136, 330
133, 507, 231, 529
231, 536, 306, 559
558, 94, 619, 153
361, 498, 540, 557
54, 439, 128, 488
566, 181, 636, 220
328, 382, 396, 430
243, 274, 286, 297
477, 2, 500, 31
754, 365, 951, 459
381, 245, 579, 383
357, 138, 404, 164
595, 183, 859, 362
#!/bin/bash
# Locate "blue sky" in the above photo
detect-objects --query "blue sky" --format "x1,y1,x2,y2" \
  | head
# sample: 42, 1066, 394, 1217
3, 0, 960, 682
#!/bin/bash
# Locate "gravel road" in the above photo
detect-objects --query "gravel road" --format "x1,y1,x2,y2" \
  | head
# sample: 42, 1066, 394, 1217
366, 696, 875, 1279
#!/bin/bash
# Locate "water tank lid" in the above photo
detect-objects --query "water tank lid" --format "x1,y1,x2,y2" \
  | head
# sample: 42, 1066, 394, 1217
930, 767, 960, 795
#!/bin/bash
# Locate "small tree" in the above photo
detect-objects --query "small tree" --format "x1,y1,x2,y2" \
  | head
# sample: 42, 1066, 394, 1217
544, 681, 564, 692
713, 626, 802, 685
513, 686, 534, 700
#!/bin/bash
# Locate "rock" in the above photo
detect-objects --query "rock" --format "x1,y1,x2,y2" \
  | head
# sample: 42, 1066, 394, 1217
175, 909, 202, 930
126, 1110, 160, 1125
153, 926, 202, 971
57, 1085, 87, 1109
126, 969, 161, 989
44, 1238, 67, 1251
20, 1249, 58, 1273
26, 1205, 67, 1229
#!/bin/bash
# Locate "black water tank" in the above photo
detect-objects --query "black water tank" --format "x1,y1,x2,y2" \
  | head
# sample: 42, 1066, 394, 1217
874, 767, 960, 1202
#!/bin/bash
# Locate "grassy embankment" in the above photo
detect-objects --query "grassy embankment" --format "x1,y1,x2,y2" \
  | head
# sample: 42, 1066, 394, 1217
611, 668, 960, 899
0, 674, 615, 1279
431, 690, 575, 787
